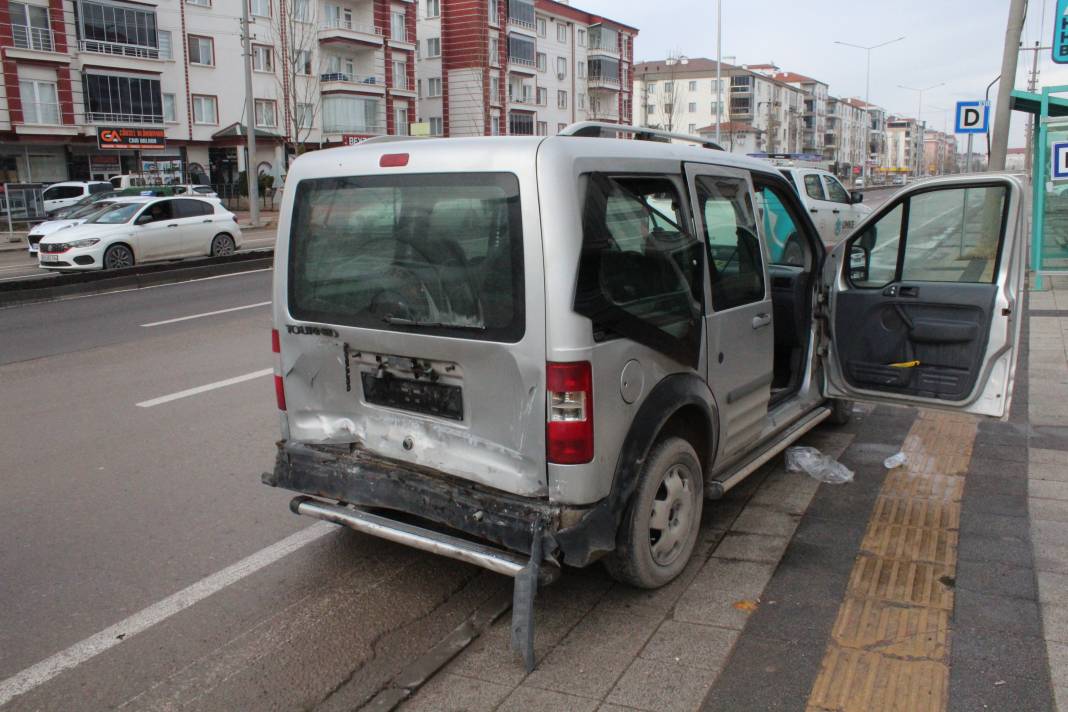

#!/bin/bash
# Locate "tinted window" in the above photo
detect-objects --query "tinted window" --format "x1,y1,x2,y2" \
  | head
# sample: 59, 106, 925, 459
803, 174, 825, 201
140, 200, 175, 223
576, 174, 703, 365
44, 185, 84, 200
822, 176, 850, 203
89, 183, 112, 194
694, 175, 765, 311
288, 173, 524, 342
174, 198, 213, 217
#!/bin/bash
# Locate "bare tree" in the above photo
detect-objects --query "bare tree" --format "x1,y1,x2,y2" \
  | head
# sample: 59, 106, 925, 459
272, 0, 322, 156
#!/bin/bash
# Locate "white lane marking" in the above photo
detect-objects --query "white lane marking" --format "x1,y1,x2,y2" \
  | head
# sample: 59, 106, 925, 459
136, 369, 273, 408
141, 301, 271, 327
0, 522, 335, 708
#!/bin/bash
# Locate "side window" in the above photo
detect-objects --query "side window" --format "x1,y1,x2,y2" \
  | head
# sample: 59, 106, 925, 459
694, 175, 765, 311
576, 174, 703, 365
803, 174, 825, 201
141, 200, 175, 224
848, 186, 1008, 288
89, 183, 111, 194
754, 183, 810, 268
173, 199, 208, 218
822, 176, 850, 204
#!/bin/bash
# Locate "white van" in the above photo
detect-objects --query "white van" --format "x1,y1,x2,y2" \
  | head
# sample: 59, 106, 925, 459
779, 167, 872, 244
109, 174, 150, 190
42, 181, 112, 215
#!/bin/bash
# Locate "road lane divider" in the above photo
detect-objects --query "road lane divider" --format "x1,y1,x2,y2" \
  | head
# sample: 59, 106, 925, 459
141, 301, 272, 327
136, 368, 273, 408
0, 522, 335, 708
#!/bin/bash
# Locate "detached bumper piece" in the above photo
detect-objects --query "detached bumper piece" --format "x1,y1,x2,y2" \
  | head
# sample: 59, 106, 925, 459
290, 495, 558, 671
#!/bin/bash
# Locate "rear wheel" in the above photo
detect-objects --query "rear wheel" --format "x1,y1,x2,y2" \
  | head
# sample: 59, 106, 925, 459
605, 437, 704, 589
103, 244, 134, 270
211, 234, 235, 257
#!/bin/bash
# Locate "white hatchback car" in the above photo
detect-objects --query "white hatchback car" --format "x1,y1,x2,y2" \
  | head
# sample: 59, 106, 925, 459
26, 198, 124, 253
38, 196, 242, 271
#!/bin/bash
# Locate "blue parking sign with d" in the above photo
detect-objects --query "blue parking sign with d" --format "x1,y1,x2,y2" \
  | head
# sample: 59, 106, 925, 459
1054, 0, 1068, 63
1052, 141, 1068, 180
955, 101, 989, 134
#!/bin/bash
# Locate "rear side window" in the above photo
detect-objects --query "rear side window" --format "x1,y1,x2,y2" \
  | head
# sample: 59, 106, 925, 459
174, 198, 213, 217
89, 183, 112, 194
576, 174, 703, 366
694, 175, 765, 311
44, 185, 83, 200
803, 174, 824, 201
288, 173, 524, 342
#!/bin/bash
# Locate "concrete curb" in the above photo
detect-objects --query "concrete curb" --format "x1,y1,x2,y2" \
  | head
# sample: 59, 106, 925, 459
0, 250, 274, 308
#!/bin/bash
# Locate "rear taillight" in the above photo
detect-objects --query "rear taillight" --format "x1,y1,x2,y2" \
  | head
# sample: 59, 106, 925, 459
546, 361, 593, 464
272, 329, 286, 411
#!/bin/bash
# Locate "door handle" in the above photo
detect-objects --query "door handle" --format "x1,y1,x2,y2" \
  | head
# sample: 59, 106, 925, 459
752, 313, 772, 329
167, 223, 178, 227
809, 208, 818, 213
832, 209, 841, 214
202, 219, 212, 223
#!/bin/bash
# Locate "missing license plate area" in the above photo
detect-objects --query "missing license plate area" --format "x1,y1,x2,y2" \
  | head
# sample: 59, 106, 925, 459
360, 372, 464, 420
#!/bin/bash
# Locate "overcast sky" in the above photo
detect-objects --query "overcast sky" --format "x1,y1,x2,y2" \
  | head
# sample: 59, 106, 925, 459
575, 0, 1058, 151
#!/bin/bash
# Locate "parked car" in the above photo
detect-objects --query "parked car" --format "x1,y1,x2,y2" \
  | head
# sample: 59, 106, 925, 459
37, 196, 242, 270
778, 167, 873, 244
41, 181, 112, 215
172, 184, 219, 198
853, 177, 865, 188
892, 175, 907, 186
108, 174, 151, 190
26, 199, 124, 253
262, 125, 1026, 665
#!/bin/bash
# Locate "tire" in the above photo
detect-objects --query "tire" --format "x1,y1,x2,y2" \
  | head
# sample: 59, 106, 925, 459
604, 437, 704, 589
211, 234, 235, 257
828, 398, 854, 426
103, 243, 134, 270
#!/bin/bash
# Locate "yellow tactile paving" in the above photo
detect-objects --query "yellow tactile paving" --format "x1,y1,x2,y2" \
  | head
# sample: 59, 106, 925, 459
806, 410, 978, 712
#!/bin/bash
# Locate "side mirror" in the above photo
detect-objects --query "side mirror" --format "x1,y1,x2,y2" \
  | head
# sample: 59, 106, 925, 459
851, 191, 864, 204
848, 244, 869, 283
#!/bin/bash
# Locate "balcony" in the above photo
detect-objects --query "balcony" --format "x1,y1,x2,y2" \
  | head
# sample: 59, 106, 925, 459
320, 72, 386, 94
12, 25, 54, 53
319, 18, 384, 47
84, 111, 163, 125
388, 27, 414, 46
509, 92, 536, 107
80, 38, 160, 59
587, 39, 620, 59
508, 56, 536, 74
508, 0, 536, 31
588, 75, 621, 91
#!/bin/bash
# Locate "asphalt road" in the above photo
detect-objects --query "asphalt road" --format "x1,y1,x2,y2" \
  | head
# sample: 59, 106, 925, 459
0, 270, 505, 711
0, 227, 278, 283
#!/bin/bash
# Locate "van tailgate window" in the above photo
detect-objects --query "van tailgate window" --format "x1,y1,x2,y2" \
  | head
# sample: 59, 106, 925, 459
288, 173, 524, 342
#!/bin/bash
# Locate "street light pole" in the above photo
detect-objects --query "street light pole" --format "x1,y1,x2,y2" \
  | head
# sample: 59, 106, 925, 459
715, 0, 722, 145
898, 82, 945, 176
241, 1, 260, 228
834, 36, 905, 186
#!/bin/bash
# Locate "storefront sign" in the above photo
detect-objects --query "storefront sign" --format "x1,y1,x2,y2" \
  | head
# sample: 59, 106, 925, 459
341, 134, 374, 145
97, 126, 167, 150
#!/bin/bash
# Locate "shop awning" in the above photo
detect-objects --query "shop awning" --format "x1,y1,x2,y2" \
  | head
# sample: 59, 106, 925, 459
211, 122, 283, 141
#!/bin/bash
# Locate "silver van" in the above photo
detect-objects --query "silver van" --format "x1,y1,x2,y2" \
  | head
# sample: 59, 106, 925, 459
264, 123, 1025, 666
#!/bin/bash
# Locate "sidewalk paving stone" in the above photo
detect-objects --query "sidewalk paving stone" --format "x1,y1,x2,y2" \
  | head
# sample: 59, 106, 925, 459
639, 620, 738, 671
1033, 480, 1068, 501
497, 685, 600, 712
606, 657, 714, 712
709, 531, 790, 563
400, 672, 512, 712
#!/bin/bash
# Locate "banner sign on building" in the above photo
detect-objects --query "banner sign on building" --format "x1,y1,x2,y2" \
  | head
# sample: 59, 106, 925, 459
96, 127, 167, 151
1054, 0, 1068, 63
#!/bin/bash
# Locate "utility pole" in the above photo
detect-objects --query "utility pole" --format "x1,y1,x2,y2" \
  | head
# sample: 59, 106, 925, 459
899, 82, 945, 176
715, 0, 722, 144
989, 0, 1027, 171
1021, 41, 1051, 175
241, 1, 261, 228
834, 36, 905, 186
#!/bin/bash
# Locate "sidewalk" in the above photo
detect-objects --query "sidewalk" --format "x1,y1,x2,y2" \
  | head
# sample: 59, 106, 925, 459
391, 280, 1067, 712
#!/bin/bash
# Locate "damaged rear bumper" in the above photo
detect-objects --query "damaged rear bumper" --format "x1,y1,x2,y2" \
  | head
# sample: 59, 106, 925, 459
263, 441, 615, 567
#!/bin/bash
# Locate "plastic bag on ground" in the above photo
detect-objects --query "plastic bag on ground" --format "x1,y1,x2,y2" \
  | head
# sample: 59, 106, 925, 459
883, 452, 908, 469
785, 446, 854, 485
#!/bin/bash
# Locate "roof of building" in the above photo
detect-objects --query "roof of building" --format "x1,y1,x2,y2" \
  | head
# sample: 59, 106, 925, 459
634, 57, 738, 75
535, 0, 639, 33
772, 71, 827, 86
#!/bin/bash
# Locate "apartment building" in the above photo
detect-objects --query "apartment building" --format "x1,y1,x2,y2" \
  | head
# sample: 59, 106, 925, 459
885, 116, 925, 177
0, 0, 417, 186
632, 59, 805, 155
415, 0, 637, 137
762, 71, 829, 156
923, 129, 959, 176
825, 96, 867, 179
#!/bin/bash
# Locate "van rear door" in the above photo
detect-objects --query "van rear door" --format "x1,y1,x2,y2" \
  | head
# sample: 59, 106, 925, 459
278, 168, 549, 497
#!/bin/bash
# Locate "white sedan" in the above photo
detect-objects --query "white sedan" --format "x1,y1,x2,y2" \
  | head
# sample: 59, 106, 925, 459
26, 199, 125, 253
37, 196, 243, 271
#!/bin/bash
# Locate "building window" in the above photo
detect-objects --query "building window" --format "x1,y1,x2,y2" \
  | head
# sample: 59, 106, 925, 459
322, 95, 381, 133
11, 3, 52, 52
295, 49, 311, 75
557, 90, 567, 109
488, 0, 499, 24
689, 80, 697, 92
19, 80, 59, 124
646, 104, 655, 115
188, 35, 214, 65
688, 123, 696, 134
557, 122, 566, 133
395, 106, 409, 135
296, 102, 313, 128
85, 73, 163, 123
77, 1, 159, 58
428, 77, 443, 96
508, 0, 535, 27
536, 52, 546, 72
537, 17, 546, 37
490, 36, 500, 66
578, 92, 585, 109
393, 59, 408, 89
557, 23, 566, 42
255, 99, 276, 128
426, 0, 440, 18
187, 0, 210, 5
253, 45, 273, 72
508, 34, 535, 66
577, 61, 585, 78
250, 0, 270, 17
556, 56, 566, 78
293, 0, 311, 21
536, 120, 547, 135
157, 30, 172, 59
163, 93, 177, 122
663, 81, 673, 93
192, 94, 218, 124
490, 75, 500, 103
577, 29, 585, 47
688, 102, 696, 113
427, 37, 441, 57
509, 112, 533, 135
391, 10, 407, 41
664, 103, 673, 115
429, 116, 443, 135
647, 83, 656, 93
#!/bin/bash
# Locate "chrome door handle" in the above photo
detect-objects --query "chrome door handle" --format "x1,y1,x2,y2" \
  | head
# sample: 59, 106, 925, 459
167, 223, 178, 227
809, 208, 818, 213
202, 219, 212, 223
752, 313, 771, 329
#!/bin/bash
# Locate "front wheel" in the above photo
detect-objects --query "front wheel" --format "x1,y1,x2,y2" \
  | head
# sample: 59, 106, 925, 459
210, 234, 235, 257
604, 437, 704, 589
103, 244, 134, 270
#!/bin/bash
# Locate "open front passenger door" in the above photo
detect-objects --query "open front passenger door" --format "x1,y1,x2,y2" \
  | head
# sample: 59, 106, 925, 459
823, 174, 1025, 418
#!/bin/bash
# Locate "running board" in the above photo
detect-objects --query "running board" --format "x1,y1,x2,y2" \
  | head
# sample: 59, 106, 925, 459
706, 406, 832, 499
289, 496, 559, 672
